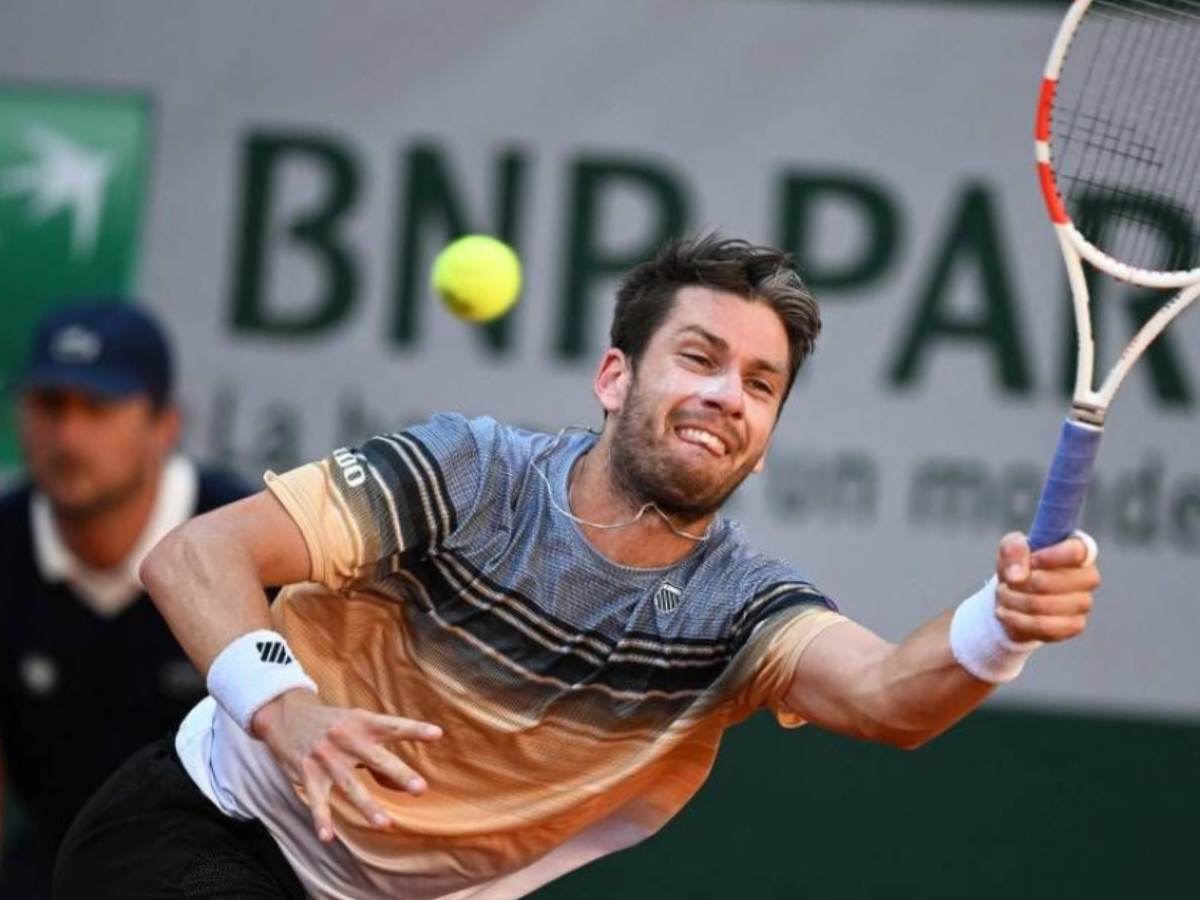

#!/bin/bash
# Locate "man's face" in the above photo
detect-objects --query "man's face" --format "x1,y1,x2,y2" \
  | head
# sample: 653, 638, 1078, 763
19, 387, 176, 518
602, 287, 790, 517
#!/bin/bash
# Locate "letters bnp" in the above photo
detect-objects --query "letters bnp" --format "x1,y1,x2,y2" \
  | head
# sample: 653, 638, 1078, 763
226, 133, 1196, 408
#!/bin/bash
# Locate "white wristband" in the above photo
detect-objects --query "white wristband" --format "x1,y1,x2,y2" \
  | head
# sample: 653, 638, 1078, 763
949, 576, 1041, 684
206, 629, 318, 733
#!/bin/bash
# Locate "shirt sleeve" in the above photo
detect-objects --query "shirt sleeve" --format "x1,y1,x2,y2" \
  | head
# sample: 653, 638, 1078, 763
726, 573, 846, 727
264, 413, 493, 591
739, 607, 848, 727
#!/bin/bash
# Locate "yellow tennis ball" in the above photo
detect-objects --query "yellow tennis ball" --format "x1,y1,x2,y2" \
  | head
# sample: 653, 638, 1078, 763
432, 235, 522, 323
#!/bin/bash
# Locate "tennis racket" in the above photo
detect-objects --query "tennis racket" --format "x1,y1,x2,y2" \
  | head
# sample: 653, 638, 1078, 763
1029, 0, 1200, 551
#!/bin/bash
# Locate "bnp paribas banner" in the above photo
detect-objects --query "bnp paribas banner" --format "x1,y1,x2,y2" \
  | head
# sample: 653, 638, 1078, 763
0, 0, 1196, 720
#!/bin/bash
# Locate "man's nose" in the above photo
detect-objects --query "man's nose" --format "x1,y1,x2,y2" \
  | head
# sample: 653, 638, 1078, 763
47, 398, 97, 444
698, 372, 745, 417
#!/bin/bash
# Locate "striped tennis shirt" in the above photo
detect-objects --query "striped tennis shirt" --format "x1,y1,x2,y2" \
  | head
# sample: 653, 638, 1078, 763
176, 414, 846, 899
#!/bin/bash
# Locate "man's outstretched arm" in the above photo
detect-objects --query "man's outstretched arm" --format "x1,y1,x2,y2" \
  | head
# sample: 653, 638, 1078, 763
783, 533, 1100, 749
140, 492, 441, 843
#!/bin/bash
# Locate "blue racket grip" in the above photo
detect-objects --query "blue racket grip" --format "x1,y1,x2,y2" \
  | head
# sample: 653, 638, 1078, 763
1027, 419, 1103, 552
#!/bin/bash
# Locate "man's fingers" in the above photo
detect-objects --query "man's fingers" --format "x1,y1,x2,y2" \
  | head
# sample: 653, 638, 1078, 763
263, 700, 440, 841
998, 583, 1093, 616
301, 759, 335, 843
995, 606, 1088, 642
344, 736, 428, 795
318, 746, 393, 830
366, 711, 443, 742
323, 711, 440, 751
324, 714, 434, 795
996, 532, 1031, 584
1020, 566, 1101, 595
1031, 535, 1093, 569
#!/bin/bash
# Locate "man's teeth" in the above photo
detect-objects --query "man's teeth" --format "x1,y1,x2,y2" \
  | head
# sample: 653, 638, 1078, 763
677, 427, 725, 455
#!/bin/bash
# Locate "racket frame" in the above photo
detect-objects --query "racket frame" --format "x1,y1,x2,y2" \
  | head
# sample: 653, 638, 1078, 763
1036, 0, 1200, 422
1027, 0, 1200, 549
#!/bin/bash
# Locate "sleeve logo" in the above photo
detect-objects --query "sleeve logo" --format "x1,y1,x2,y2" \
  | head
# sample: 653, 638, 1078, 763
331, 446, 367, 487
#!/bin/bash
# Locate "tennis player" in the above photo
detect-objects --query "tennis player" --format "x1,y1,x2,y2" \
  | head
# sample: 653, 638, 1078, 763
55, 236, 1100, 899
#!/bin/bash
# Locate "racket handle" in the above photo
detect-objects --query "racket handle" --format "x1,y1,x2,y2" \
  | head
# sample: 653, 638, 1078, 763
1027, 419, 1103, 551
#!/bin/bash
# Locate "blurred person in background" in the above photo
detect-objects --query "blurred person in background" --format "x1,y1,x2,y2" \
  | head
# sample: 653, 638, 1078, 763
0, 302, 252, 898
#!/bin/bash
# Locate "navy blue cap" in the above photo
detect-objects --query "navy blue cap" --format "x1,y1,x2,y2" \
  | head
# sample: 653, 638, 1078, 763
20, 301, 173, 407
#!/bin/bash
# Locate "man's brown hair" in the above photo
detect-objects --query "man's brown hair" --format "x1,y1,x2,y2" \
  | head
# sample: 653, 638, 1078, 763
610, 233, 821, 405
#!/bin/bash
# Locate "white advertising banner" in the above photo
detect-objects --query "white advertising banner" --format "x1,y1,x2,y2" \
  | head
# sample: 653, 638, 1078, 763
1, 0, 1196, 718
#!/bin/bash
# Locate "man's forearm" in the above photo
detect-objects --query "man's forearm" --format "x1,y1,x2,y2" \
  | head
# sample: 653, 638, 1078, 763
140, 517, 275, 674
859, 611, 995, 749
789, 610, 995, 750
792, 534, 1097, 750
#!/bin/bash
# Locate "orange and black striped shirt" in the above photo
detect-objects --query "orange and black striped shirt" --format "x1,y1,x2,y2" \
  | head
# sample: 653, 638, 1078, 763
177, 414, 846, 899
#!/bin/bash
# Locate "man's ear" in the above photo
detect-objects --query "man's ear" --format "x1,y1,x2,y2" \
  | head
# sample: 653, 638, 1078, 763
151, 404, 183, 457
594, 349, 632, 415
751, 435, 774, 475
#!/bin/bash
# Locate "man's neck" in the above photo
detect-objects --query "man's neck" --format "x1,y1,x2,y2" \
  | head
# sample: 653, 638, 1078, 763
569, 437, 714, 569
54, 465, 162, 570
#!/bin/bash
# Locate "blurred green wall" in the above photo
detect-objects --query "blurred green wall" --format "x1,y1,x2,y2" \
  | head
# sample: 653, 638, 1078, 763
538, 707, 1198, 899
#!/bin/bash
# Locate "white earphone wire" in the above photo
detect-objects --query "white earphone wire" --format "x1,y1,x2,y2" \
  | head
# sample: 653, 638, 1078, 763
531, 427, 713, 543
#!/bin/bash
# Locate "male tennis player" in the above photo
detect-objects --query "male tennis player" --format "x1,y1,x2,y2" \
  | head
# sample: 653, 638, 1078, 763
56, 236, 1100, 899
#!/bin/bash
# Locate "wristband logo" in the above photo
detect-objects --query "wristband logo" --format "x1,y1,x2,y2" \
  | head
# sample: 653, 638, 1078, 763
255, 640, 294, 665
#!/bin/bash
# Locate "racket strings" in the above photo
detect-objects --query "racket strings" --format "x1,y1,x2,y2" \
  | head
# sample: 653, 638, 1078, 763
1051, 0, 1200, 273
1094, 0, 1200, 25
1078, 2, 1199, 268
1170, 15, 1200, 242
1136, 13, 1200, 269
1059, 2, 1165, 259
1054, 105, 1159, 162
1151, 14, 1200, 268
1093, 3, 1186, 240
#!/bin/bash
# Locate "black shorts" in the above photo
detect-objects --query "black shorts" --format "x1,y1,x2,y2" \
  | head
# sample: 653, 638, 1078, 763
53, 737, 307, 900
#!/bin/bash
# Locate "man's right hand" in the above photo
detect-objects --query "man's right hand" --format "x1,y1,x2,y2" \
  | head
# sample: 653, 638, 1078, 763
251, 689, 443, 843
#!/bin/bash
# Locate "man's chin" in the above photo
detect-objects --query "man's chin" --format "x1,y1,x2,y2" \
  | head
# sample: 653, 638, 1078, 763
613, 432, 741, 517
674, 455, 739, 491
43, 482, 116, 519
49, 494, 104, 519
649, 474, 736, 519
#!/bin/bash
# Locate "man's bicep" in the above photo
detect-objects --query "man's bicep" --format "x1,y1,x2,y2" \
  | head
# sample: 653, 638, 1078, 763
781, 618, 893, 738
261, 415, 493, 592
194, 490, 312, 587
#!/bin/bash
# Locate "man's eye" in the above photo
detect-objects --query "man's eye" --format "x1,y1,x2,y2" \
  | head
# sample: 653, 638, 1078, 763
750, 380, 774, 395
681, 353, 710, 366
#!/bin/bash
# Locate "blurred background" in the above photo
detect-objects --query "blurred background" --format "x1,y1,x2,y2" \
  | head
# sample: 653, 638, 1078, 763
0, 0, 1196, 897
